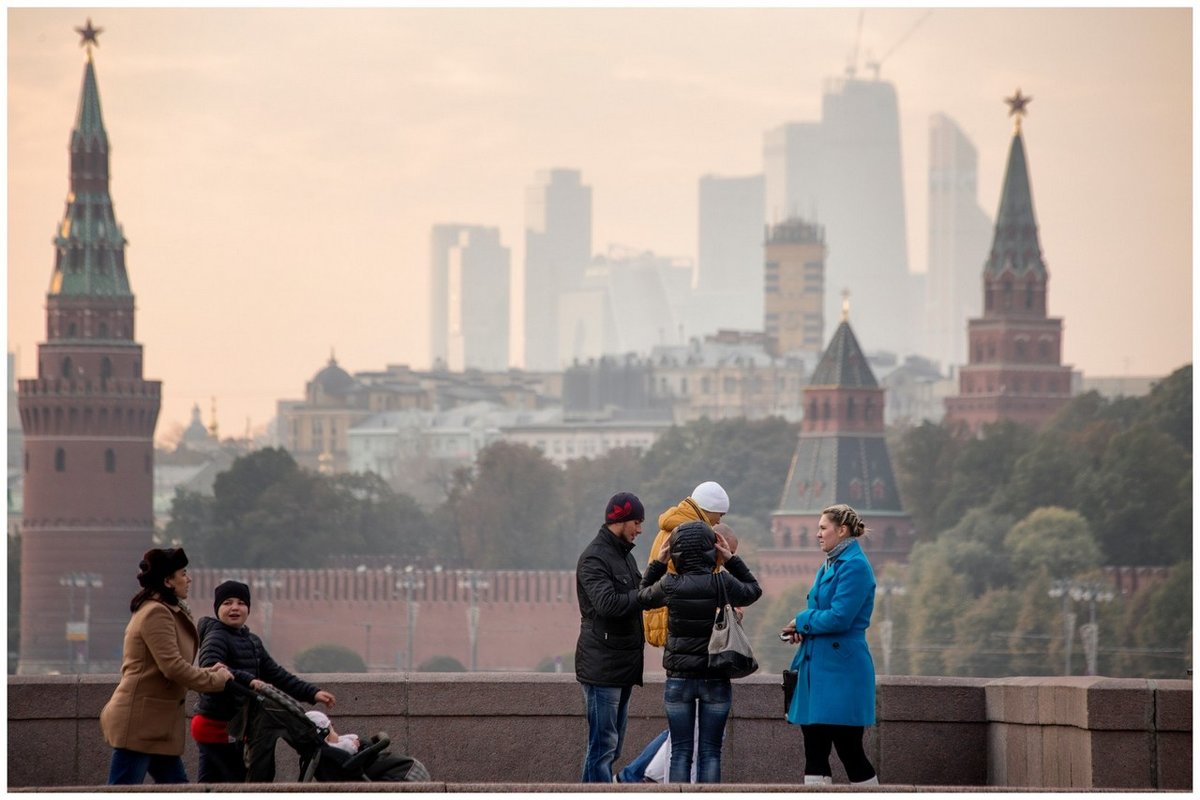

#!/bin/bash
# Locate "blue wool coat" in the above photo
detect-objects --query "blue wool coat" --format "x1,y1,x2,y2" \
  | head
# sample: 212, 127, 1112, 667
786, 538, 877, 726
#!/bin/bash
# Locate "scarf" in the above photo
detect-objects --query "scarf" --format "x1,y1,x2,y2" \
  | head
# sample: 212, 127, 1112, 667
823, 537, 853, 569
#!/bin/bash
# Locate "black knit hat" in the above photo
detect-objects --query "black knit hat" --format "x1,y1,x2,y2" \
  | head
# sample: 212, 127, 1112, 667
213, 580, 252, 615
604, 492, 645, 524
136, 548, 189, 590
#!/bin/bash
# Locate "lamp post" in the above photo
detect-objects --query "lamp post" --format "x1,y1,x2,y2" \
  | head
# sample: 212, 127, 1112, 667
1048, 579, 1077, 676
252, 571, 284, 650
59, 572, 102, 672
458, 571, 490, 672
1069, 580, 1116, 676
875, 578, 906, 676
396, 566, 425, 672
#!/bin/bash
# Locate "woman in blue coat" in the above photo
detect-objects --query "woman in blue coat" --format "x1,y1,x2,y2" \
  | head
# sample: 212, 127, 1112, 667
780, 504, 879, 785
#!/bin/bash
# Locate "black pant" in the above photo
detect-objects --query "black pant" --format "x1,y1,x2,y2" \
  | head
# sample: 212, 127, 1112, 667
243, 704, 288, 783
197, 741, 246, 783
800, 724, 876, 782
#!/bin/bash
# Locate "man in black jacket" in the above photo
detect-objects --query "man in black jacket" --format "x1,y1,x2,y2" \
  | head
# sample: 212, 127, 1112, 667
574, 491, 650, 783
191, 580, 336, 783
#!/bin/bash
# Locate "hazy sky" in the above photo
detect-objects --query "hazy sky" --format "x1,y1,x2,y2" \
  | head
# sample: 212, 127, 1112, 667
8, 7, 1192, 442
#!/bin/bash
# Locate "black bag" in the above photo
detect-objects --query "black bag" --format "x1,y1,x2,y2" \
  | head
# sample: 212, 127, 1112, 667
782, 669, 798, 716
707, 573, 758, 679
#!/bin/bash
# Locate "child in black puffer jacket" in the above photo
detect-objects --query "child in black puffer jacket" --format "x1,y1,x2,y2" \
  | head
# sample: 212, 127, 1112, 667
191, 580, 336, 783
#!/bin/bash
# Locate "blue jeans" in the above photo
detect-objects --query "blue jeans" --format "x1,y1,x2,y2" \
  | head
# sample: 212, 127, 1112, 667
107, 747, 189, 785
617, 728, 669, 783
580, 683, 632, 782
663, 677, 732, 783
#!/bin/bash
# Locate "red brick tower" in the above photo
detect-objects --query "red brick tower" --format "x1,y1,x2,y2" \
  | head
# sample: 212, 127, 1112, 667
766, 304, 915, 586
17, 21, 161, 673
944, 90, 1072, 433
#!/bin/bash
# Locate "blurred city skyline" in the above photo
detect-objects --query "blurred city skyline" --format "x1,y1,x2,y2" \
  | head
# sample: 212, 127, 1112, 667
8, 7, 1192, 441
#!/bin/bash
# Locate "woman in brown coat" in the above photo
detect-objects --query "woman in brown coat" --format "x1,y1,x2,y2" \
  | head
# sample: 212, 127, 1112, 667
99, 548, 232, 784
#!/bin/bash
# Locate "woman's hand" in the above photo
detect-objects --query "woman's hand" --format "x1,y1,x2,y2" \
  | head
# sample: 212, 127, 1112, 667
655, 537, 671, 565
210, 664, 234, 683
714, 531, 732, 566
315, 689, 336, 708
780, 620, 802, 645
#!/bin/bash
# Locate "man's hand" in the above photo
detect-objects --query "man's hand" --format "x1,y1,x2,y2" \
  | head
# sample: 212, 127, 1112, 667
315, 689, 336, 708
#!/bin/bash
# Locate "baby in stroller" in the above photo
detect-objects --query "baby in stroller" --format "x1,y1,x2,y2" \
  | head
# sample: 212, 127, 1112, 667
230, 682, 429, 782
303, 709, 430, 782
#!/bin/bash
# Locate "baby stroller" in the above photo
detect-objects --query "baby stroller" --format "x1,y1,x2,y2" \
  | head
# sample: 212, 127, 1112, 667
227, 682, 427, 782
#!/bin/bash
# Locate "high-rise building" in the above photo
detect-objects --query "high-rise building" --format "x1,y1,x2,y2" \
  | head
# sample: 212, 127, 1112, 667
924, 114, 993, 372
764, 218, 826, 361
695, 173, 765, 332
17, 25, 161, 673
763, 76, 915, 357
523, 169, 592, 371
428, 224, 475, 368
446, 226, 510, 372
944, 93, 1072, 433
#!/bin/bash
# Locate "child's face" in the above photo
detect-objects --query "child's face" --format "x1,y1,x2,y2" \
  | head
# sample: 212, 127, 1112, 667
217, 597, 250, 628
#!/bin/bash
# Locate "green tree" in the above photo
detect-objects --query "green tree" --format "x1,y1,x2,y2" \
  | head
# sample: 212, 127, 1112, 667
637, 417, 799, 530
933, 420, 1035, 533
1079, 424, 1190, 566
1008, 569, 1061, 675
1121, 562, 1192, 678
891, 421, 961, 538
939, 508, 1017, 597
162, 489, 215, 563
1004, 507, 1102, 580
419, 655, 466, 672
1000, 432, 1094, 519
559, 447, 646, 566
1139, 364, 1191, 452
449, 441, 567, 569
904, 548, 969, 675
293, 643, 367, 673
943, 589, 1019, 677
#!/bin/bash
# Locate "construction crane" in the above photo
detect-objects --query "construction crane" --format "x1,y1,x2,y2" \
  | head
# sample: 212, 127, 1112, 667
846, 9, 935, 81
864, 10, 934, 80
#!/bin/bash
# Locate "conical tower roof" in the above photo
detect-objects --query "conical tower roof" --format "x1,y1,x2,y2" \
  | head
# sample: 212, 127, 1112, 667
808, 320, 877, 388
984, 126, 1045, 277
48, 48, 132, 298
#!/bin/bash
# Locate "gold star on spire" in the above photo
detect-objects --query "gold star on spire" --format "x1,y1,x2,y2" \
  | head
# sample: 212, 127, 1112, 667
75, 18, 103, 58
841, 289, 851, 322
1005, 88, 1032, 132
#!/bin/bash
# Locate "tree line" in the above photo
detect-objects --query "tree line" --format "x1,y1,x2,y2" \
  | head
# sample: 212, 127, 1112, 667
158, 365, 1190, 679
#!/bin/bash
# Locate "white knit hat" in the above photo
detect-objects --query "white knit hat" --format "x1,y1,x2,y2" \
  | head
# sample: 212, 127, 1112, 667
692, 481, 730, 513
306, 710, 331, 729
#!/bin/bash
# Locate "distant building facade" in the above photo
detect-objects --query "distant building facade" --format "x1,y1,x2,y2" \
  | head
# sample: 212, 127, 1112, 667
764, 218, 826, 361
944, 100, 1073, 433
524, 169, 592, 371
695, 173, 766, 333
445, 226, 511, 372
17, 43, 161, 673
923, 113, 993, 371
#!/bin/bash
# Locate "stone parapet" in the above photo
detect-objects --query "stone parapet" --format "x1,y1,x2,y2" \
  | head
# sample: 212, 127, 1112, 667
7, 673, 1190, 789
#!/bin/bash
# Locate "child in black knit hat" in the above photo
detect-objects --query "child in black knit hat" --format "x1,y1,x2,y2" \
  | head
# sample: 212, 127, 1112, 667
191, 579, 336, 784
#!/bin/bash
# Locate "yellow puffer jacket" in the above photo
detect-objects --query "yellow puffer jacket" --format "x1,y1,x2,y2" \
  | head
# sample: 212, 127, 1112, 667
643, 497, 709, 647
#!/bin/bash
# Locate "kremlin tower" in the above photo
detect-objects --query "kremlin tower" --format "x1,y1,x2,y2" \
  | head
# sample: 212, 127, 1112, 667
944, 90, 1073, 432
768, 303, 915, 581
17, 20, 161, 673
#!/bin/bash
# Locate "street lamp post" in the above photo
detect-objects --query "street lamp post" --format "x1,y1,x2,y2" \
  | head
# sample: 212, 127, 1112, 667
1048, 579, 1077, 676
458, 571, 490, 672
252, 571, 284, 650
396, 566, 425, 672
875, 578, 906, 675
1069, 580, 1116, 676
59, 572, 102, 672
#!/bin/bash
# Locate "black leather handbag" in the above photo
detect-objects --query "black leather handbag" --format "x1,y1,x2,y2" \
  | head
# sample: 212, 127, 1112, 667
782, 669, 798, 716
